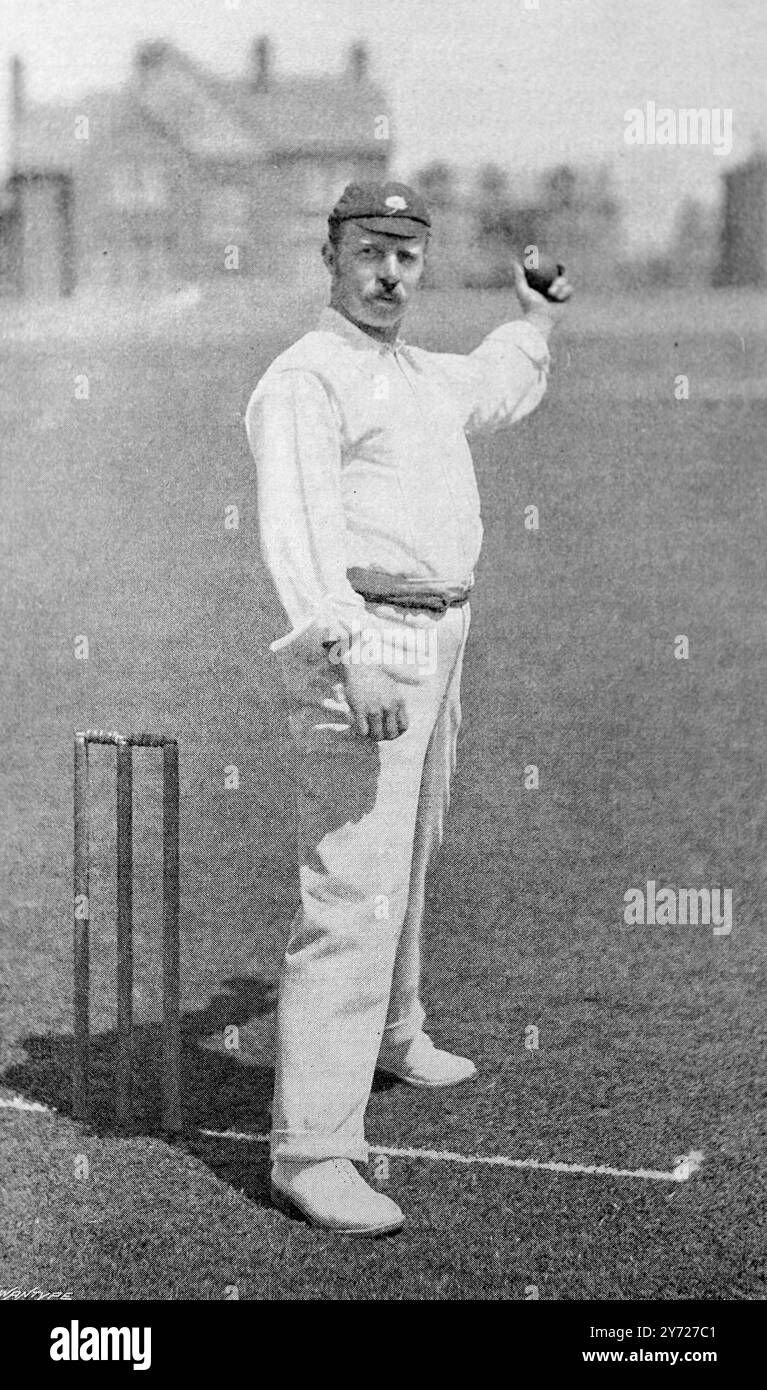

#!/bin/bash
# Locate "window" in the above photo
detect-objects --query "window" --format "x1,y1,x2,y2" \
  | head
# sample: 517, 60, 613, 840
203, 185, 249, 242
111, 164, 167, 209
301, 163, 344, 214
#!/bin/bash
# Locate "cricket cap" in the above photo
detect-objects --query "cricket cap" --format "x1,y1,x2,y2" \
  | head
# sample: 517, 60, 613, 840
330, 180, 431, 237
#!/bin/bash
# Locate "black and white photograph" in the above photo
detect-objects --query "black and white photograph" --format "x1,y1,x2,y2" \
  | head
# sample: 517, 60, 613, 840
1, 0, 765, 1334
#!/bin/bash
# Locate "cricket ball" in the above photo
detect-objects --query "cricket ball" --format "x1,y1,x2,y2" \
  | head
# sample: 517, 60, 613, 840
524, 255, 565, 300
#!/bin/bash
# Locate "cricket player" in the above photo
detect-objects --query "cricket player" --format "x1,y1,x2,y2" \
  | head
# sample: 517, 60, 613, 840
246, 180, 572, 1234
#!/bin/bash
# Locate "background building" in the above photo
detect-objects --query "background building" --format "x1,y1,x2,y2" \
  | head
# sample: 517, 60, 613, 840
2, 39, 390, 297
714, 148, 767, 288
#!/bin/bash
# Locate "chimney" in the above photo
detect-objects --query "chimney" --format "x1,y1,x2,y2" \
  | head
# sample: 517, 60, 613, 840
10, 55, 24, 124
133, 41, 170, 82
9, 56, 24, 168
251, 36, 273, 91
348, 41, 369, 83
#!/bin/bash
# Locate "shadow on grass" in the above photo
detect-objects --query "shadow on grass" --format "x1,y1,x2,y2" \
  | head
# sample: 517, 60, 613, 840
2, 973, 282, 1206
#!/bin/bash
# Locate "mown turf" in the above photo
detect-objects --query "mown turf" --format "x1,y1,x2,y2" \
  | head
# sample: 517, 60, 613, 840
1, 286, 765, 1299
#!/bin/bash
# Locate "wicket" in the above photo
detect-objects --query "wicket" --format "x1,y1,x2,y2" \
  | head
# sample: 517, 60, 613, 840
73, 730, 181, 1133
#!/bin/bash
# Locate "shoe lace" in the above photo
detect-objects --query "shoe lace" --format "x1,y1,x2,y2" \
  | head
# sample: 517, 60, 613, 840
331, 1159, 363, 1189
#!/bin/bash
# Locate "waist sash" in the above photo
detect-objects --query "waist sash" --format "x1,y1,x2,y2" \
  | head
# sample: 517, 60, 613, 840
347, 567, 473, 615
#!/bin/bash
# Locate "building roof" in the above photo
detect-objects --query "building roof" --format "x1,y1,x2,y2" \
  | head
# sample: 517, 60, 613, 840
14, 91, 133, 174
13, 41, 391, 173
227, 75, 389, 156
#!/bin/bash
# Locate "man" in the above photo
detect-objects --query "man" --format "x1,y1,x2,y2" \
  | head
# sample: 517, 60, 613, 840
246, 180, 571, 1235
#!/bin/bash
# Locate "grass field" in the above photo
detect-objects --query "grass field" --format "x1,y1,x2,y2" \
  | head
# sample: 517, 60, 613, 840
1, 284, 765, 1300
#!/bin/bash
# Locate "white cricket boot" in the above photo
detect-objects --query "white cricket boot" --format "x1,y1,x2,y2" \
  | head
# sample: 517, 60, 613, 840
271, 1158, 404, 1235
376, 1032, 477, 1088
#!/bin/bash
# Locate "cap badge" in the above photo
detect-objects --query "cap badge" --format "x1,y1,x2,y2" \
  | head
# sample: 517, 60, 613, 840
384, 195, 408, 212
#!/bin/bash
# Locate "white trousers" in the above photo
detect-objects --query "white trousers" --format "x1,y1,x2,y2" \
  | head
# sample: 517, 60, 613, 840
271, 604, 470, 1161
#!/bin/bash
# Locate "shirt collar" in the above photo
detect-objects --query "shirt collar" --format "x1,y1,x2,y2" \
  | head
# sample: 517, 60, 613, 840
318, 305, 411, 360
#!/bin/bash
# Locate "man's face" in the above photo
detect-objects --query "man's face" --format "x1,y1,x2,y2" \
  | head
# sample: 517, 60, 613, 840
324, 223, 427, 333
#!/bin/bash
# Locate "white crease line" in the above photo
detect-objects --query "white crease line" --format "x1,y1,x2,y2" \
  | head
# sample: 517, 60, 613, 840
372, 1143, 705, 1183
1, 1099, 704, 1183
0, 1095, 55, 1113
198, 1127, 704, 1184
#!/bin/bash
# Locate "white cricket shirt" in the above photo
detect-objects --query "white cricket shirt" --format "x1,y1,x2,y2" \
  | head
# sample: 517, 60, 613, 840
245, 305, 550, 650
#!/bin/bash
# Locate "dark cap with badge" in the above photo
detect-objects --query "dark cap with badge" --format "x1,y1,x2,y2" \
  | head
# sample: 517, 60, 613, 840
330, 180, 431, 238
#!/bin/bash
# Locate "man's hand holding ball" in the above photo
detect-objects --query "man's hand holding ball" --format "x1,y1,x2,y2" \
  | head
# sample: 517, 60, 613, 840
512, 253, 573, 339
